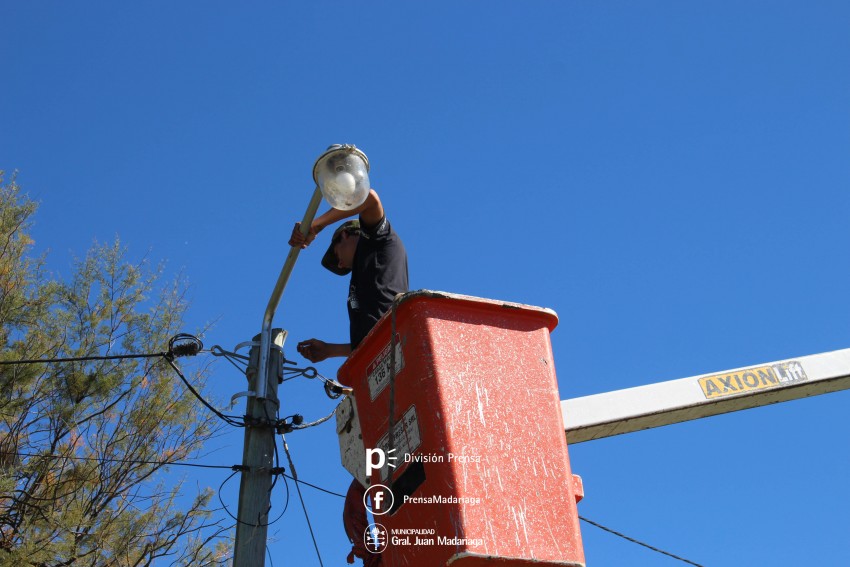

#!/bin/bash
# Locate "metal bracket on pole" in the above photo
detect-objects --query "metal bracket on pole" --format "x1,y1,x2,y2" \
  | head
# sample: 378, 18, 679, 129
230, 390, 256, 408
235, 340, 285, 355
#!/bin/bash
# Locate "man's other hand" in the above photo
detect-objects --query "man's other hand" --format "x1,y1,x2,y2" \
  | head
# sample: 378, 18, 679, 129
296, 339, 352, 362
289, 222, 318, 248
297, 338, 331, 363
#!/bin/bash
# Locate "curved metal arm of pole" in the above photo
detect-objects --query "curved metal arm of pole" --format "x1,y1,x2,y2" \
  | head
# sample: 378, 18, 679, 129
256, 186, 324, 400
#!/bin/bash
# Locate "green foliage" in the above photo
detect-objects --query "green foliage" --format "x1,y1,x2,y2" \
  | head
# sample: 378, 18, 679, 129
0, 172, 229, 566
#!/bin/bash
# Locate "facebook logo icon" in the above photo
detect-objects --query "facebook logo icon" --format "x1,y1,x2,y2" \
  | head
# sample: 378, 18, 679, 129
364, 484, 394, 516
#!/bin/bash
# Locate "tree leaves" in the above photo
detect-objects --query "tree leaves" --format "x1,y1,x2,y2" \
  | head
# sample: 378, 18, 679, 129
0, 172, 229, 566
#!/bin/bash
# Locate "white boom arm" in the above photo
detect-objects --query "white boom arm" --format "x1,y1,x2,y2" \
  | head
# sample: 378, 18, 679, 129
563, 348, 850, 444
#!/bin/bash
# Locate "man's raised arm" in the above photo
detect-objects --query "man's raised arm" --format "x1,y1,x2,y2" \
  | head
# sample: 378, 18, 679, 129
288, 189, 384, 249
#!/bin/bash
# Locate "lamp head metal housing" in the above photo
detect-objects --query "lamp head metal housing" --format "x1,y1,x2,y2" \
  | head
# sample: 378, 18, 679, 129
312, 144, 371, 211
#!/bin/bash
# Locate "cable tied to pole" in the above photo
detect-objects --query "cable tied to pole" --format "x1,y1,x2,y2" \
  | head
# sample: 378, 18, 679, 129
162, 334, 246, 428
166, 333, 204, 360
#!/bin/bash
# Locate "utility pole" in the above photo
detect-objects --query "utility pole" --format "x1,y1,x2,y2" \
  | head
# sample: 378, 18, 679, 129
233, 330, 285, 567
231, 187, 322, 567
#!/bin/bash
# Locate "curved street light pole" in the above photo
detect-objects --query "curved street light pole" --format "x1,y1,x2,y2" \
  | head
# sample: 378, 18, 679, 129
257, 185, 323, 401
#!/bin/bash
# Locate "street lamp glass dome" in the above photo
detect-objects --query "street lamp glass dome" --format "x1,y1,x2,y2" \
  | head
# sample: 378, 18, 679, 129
313, 145, 370, 211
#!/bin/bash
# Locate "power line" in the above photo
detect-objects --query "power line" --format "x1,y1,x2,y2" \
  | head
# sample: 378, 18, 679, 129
0, 352, 164, 365
165, 335, 246, 428
579, 516, 704, 567
0, 334, 248, 428
283, 475, 345, 499
0, 334, 203, 366
279, 433, 324, 567
216, 466, 290, 529
164, 356, 246, 427
10, 451, 236, 471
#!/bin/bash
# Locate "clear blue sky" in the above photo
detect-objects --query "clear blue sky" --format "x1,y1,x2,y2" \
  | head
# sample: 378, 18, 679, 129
2, 2, 849, 565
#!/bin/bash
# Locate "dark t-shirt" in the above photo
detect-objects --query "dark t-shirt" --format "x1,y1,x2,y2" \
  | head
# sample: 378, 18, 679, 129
348, 216, 409, 349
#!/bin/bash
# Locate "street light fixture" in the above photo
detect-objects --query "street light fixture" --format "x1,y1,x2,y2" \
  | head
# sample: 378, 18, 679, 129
256, 144, 370, 400
313, 144, 371, 211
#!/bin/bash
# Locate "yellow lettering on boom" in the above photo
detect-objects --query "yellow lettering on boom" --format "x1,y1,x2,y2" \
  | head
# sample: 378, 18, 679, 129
698, 362, 807, 399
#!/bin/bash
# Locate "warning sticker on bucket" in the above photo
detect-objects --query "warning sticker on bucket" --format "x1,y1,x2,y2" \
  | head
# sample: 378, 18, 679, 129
376, 405, 421, 481
698, 361, 807, 399
367, 336, 404, 401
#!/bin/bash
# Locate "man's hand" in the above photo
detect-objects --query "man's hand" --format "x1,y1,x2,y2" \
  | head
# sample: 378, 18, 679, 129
296, 339, 351, 363
288, 222, 318, 249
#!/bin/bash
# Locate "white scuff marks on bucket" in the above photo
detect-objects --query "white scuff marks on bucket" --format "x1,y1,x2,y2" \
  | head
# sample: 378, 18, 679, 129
484, 509, 496, 555
475, 457, 489, 500
511, 501, 531, 547
544, 517, 564, 556
475, 383, 487, 426
512, 518, 521, 548
460, 449, 471, 492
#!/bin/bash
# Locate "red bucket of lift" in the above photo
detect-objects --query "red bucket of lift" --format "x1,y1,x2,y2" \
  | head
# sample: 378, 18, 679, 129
338, 291, 585, 567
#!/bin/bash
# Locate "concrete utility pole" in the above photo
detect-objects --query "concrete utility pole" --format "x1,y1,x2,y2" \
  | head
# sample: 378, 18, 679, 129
562, 347, 850, 444
233, 330, 285, 567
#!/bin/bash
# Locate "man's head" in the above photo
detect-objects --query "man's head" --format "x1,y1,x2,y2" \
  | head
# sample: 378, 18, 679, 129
321, 220, 361, 276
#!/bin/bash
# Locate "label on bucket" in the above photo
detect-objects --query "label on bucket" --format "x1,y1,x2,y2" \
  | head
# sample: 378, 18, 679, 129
375, 405, 421, 481
366, 335, 404, 400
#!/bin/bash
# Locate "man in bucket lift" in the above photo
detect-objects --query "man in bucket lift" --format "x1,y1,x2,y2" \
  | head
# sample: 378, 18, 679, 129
289, 189, 408, 364
289, 152, 408, 565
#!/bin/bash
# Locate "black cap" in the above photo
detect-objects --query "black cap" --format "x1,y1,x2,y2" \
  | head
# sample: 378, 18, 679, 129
321, 220, 360, 276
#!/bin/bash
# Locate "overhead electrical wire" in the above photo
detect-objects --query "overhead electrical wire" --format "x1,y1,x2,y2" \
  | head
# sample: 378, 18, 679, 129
164, 334, 247, 428
579, 516, 704, 567
164, 356, 245, 427
279, 432, 325, 567
0, 333, 247, 428
216, 466, 289, 529
0, 352, 163, 365
8, 451, 237, 471
282, 475, 345, 499
0, 333, 199, 366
